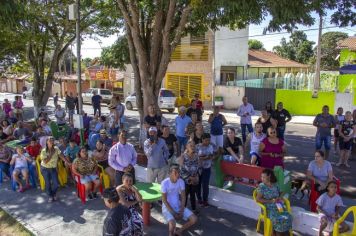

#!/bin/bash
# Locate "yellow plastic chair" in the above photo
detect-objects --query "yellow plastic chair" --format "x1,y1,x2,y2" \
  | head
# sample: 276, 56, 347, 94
333, 206, 356, 236
252, 189, 293, 236
98, 164, 110, 189
36, 157, 67, 190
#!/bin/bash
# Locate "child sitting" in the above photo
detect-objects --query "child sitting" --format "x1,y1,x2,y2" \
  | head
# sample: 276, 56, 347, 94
10, 146, 32, 192
26, 137, 42, 161
65, 139, 80, 163
316, 181, 349, 236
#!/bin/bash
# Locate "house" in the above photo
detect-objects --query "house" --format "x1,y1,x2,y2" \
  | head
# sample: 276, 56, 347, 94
337, 37, 356, 94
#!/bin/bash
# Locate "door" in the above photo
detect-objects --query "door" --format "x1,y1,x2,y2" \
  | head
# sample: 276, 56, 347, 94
334, 93, 353, 113
245, 87, 276, 110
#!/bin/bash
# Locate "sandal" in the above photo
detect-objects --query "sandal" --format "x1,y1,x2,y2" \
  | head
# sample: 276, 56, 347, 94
18, 187, 25, 193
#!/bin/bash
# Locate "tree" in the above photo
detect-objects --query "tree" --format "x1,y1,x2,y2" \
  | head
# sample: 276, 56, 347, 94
0, 0, 118, 115
273, 31, 314, 64
116, 1, 354, 120
319, 31, 348, 70
248, 39, 265, 50
100, 37, 130, 70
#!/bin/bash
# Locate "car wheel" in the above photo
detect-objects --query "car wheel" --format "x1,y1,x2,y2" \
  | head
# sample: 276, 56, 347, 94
168, 108, 175, 113
126, 101, 133, 110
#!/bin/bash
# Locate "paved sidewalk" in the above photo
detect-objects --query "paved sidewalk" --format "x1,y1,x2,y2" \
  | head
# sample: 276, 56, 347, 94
0, 183, 262, 236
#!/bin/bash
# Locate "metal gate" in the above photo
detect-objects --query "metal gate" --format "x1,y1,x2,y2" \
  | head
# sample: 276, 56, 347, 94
245, 87, 276, 110
165, 73, 203, 99
334, 93, 354, 113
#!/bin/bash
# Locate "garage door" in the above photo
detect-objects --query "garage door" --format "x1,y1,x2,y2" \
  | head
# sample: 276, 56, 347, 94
165, 73, 203, 99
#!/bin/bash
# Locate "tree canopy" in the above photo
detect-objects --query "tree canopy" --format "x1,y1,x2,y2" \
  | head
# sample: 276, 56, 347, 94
100, 37, 130, 70
273, 31, 315, 64
248, 40, 265, 50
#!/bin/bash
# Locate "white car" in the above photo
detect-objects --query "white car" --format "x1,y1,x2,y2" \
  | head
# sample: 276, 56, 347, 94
23, 87, 34, 99
125, 88, 176, 113
82, 88, 113, 104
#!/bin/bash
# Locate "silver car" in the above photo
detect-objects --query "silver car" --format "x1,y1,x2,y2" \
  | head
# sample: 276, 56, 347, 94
82, 88, 113, 104
125, 88, 176, 113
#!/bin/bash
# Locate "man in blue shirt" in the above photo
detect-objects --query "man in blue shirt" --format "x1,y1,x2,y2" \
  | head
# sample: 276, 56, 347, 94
175, 106, 192, 156
92, 90, 102, 116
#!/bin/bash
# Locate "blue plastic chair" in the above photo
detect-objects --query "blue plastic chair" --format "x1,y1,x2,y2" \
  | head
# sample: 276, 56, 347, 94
10, 163, 37, 191
88, 133, 100, 150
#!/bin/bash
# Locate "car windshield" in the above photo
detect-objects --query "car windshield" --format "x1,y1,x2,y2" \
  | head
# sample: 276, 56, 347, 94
100, 89, 112, 95
160, 90, 175, 97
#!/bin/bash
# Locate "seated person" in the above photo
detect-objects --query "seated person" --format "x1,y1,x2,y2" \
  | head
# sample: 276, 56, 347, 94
57, 137, 68, 154
26, 137, 42, 160
33, 126, 47, 140
94, 116, 106, 133
13, 121, 31, 140
89, 113, 99, 132
92, 140, 115, 187
256, 169, 292, 235
99, 129, 113, 148
10, 146, 32, 192
317, 181, 349, 236
2, 120, 14, 136
307, 150, 333, 194
37, 109, 50, 124
64, 139, 80, 163
0, 126, 11, 143
0, 143, 12, 180
162, 164, 197, 236
82, 112, 92, 131
41, 120, 52, 136
71, 147, 101, 199
223, 127, 244, 163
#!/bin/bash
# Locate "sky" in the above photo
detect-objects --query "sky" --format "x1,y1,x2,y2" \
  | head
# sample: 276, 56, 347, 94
78, 12, 355, 59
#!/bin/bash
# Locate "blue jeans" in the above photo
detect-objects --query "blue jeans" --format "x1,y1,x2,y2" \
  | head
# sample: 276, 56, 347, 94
0, 162, 10, 178
277, 126, 286, 140
197, 168, 211, 202
315, 135, 331, 150
41, 167, 59, 197
177, 136, 188, 155
241, 124, 253, 143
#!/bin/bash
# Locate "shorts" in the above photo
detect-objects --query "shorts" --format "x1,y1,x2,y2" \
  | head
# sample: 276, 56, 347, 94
13, 167, 29, 174
223, 155, 237, 162
339, 139, 352, 150
78, 174, 99, 184
162, 207, 193, 223
315, 135, 331, 150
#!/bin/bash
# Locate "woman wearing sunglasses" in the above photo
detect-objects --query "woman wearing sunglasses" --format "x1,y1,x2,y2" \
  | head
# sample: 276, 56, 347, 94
259, 127, 286, 169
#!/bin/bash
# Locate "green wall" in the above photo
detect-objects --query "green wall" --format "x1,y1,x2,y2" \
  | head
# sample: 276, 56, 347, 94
340, 49, 356, 66
275, 90, 335, 115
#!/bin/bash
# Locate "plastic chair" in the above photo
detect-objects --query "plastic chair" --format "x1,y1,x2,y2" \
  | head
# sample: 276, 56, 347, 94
73, 172, 103, 204
333, 206, 356, 236
98, 164, 110, 189
36, 157, 67, 191
252, 189, 293, 236
10, 163, 37, 191
309, 176, 340, 212
50, 121, 69, 139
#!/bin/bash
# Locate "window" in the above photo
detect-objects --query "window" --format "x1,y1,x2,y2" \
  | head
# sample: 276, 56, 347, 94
160, 90, 175, 97
100, 89, 112, 95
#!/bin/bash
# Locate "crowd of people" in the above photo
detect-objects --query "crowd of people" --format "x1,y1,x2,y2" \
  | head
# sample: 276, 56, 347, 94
0, 90, 353, 236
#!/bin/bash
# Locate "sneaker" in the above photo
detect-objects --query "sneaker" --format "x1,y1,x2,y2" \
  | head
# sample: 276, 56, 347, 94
223, 181, 233, 190
345, 163, 351, 168
203, 201, 210, 208
88, 193, 94, 200
92, 192, 98, 199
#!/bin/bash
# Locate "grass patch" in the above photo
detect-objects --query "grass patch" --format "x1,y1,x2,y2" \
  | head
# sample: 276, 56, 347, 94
0, 208, 34, 236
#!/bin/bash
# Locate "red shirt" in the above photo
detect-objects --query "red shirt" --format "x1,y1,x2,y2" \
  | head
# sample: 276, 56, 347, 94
26, 143, 42, 159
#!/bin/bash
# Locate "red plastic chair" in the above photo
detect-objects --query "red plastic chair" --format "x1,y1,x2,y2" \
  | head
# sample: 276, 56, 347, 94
309, 176, 340, 212
73, 172, 103, 204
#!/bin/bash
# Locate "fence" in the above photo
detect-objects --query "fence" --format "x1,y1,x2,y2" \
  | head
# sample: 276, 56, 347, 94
236, 73, 338, 92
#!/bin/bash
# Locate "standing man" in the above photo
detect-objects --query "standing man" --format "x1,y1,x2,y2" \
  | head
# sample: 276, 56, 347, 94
313, 105, 336, 159
161, 164, 197, 236
67, 92, 76, 123
108, 130, 137, 186
273, 102, 292, 140
91, 90, 102, 116
64, 92, 69, 113
237, 96, 255, 143
144, 127, 169, 183
186, 100, 203, 121
175, 90, 191, 109
53, 93, 59, 109
161, 125, 178, 164
175, 106, 192, 156
208, 106, 227, 148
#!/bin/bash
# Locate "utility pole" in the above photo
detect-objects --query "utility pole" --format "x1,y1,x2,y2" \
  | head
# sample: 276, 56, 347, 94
313, 14, 322, 97
75, 0, 83, 113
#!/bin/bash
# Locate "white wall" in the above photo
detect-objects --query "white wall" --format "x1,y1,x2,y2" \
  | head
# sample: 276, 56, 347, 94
214, 86, 245, 109
214, 27, 249, 84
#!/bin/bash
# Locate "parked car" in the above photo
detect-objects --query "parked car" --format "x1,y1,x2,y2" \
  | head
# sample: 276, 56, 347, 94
23, 87, 34, 99
82, 88, 113, 104
125, 88, 176, 113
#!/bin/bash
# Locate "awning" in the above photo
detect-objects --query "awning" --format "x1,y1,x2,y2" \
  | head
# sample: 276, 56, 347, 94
340, 64, 356, 75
